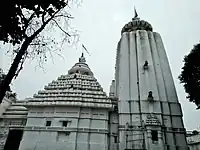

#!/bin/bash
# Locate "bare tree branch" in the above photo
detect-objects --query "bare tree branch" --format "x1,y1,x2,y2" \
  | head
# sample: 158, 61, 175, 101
55, 14, 74, 19
52, 18, 71, 37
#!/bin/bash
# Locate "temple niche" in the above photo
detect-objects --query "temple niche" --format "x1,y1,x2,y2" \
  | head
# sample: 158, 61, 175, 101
0, 10, 190, 150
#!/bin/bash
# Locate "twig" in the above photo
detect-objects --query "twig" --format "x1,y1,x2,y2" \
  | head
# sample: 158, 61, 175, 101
52, 19, 71, 37
55, 14, 74, 19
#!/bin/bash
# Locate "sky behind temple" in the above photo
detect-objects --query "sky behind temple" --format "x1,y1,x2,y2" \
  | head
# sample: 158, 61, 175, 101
1, 0, 200, 130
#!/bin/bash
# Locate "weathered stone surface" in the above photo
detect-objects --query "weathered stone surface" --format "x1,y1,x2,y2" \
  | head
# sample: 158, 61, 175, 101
0, 128, 8, 150
187, 132, 200, 150
116, 18, 188, 150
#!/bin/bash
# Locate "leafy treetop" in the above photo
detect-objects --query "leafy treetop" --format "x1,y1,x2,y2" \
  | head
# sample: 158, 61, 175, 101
179, 43, 200, 109
0, 0, 67, 45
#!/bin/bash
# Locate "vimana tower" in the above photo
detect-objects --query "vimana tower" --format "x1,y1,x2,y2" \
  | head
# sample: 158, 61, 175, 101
112, 12, 188, 150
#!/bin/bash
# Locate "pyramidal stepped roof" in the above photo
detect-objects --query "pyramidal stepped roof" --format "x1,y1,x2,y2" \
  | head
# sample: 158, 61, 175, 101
25, 53, 112, 109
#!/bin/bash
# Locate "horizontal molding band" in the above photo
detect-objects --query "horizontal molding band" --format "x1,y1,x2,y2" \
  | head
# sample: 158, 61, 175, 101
0, 126, 109, 134
118, 112, 182, 117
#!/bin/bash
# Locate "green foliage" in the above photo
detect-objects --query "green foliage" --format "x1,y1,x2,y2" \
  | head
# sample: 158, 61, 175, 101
0, 0, 67, 45
179, 43, 200, 108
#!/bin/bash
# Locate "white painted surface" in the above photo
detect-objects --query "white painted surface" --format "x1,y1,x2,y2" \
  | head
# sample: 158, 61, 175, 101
115, 28, 188, 150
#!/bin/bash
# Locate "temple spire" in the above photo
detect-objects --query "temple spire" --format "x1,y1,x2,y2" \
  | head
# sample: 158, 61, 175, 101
133, 6, 140, 20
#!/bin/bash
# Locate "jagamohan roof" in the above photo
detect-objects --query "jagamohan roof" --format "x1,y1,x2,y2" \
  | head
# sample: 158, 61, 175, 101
25, 53, 112, 109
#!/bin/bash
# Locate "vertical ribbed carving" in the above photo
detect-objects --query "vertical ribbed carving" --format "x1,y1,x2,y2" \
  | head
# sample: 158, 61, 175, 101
154, 33, 178, 103
118, 32, 130, 103
129, 31, 139, 101
137, 30, 159, 102
115, 29, 187, 150
148, 32, 168, 102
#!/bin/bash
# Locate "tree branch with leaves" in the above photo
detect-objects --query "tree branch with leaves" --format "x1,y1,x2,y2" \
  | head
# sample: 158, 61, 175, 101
0, 0, 79, 103
179, 43, 200, 109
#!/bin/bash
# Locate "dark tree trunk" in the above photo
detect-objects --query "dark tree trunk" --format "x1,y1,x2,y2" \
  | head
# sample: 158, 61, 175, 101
0, 12, 58, 103
0, 38, 31, 103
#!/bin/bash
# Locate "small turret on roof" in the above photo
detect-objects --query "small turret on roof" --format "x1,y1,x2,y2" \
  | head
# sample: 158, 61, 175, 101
79, 53, 86, 63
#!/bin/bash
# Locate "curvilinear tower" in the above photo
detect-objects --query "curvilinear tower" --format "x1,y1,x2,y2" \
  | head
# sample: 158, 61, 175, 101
111, 11, 189, 150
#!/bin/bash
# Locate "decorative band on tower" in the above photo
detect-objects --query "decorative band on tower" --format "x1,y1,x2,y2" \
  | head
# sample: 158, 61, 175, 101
121, 8, 153, 34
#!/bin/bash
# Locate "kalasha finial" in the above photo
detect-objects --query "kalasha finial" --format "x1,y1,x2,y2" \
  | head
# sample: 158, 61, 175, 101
133, 6, 140, 20
79, 52, 86, 63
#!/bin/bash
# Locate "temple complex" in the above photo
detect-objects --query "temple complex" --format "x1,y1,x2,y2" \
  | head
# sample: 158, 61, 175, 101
0, 12, 189, 150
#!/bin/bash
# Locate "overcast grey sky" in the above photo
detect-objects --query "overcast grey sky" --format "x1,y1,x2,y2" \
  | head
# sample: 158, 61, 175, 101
1, 0, 200, 130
